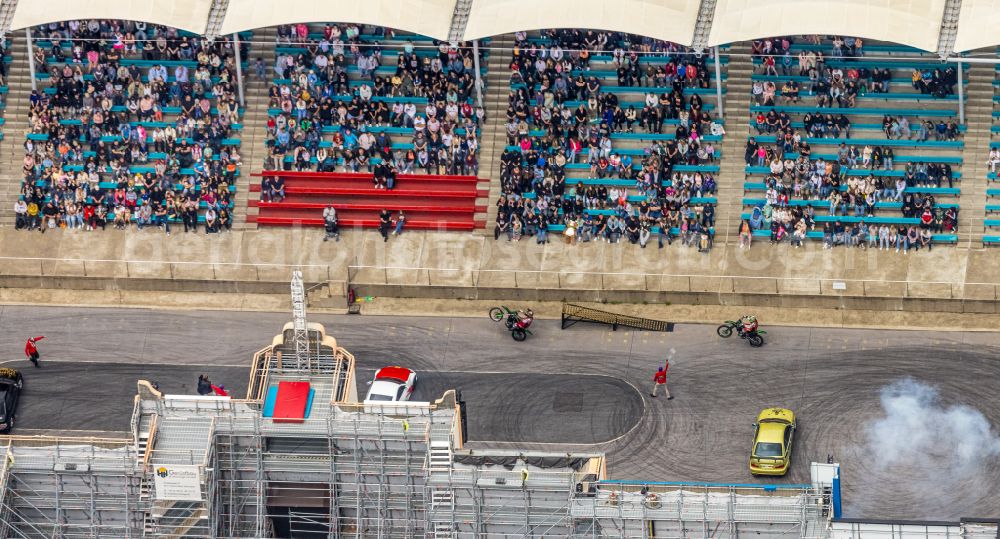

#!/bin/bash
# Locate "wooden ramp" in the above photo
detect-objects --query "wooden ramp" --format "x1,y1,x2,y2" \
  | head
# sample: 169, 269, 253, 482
560, 304, 674, 332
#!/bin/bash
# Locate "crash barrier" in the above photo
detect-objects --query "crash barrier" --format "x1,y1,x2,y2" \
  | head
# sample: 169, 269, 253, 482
561, 303, 674, 332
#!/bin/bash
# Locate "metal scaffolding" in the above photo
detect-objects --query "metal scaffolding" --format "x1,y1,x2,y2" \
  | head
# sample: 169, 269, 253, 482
290, 271, 309, 369
0, 438, 142, 539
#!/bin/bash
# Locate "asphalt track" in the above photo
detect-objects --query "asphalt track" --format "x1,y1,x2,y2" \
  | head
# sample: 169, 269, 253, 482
12, 363, 250, 433
17, 364, 641, 445
0, 305, 997, 520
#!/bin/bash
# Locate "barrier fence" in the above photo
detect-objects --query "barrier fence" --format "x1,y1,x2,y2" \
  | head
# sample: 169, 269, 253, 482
0, 257, 335, 283
347, 265, 1000, 301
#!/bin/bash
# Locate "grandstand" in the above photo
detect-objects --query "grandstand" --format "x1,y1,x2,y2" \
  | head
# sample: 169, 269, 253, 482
740, 37, 967, 247
8, 22, 249, 233
493, 30, 725, 245
0, 18, 997, 247
246, 25, 490, 230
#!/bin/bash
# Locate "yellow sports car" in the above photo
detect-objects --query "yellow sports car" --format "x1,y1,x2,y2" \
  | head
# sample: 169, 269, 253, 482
749, 408, 796, 476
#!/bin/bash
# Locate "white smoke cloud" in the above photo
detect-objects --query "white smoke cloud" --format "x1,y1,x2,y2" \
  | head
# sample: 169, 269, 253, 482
866, 378, 1000, 470
850, 378, 1000, 518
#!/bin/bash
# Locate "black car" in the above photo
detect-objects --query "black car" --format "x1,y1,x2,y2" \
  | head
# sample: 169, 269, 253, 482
0, 368, 23, 433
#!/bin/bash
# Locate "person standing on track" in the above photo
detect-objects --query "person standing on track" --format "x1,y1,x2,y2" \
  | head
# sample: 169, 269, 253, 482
197, 375, 213, 395
24, 336, 45, 368
651, 361, 673, 399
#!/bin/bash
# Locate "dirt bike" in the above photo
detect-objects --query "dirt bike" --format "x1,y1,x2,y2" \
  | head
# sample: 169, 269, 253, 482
717, 320, 766, 347
489, 306, 533, 341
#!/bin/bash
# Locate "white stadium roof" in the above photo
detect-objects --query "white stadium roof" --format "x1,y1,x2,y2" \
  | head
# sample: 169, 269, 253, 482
2, 0, 991, 55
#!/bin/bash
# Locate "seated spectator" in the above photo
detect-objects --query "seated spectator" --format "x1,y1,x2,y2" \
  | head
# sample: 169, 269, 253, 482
988, 148, 1000, 173
13, 199, 27, 230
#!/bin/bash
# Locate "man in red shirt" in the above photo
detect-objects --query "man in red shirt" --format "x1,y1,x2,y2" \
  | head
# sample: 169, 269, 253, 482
651, 361, 673, 399
24, 336, 45, 368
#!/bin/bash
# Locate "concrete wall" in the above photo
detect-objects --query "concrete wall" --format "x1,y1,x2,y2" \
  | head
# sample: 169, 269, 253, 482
1, 227, 998, 313
350, 283, 1000, 314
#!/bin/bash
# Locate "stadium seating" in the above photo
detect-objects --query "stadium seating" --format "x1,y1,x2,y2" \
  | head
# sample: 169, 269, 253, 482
0, 41, 9, 143
985, 62, 1000, 245
18, 21, 248, 231
248, 170, 487, 230
496, 29, 726, 245
258, 23, 486, 229
743, 36, 964, 246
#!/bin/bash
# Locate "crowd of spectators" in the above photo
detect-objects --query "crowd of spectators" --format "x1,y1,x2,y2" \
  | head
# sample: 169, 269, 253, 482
753, 108, 959, 143
739, 209, 946, 252
747, 133, 959, 194
494, 187, 715, 252
752, 36, 957, 110
263, 23, 485, 182
742, 132, 959, 250
15, 19, 244, 233
496, 29, 723, 250
743, 33, 965, 252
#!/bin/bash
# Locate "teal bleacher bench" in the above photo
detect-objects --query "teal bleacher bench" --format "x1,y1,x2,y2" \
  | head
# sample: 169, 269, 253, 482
750, 105, 957, 118
753, 74, 966, 86
741, 212, 920, 225
754, 135, 962, 149
742, 198, 958, 209
751, 228, 957, 243
744, 166, 961, 179
782, 152, 961, 164
750, 120, 967, 134
752, 57, 968, 71
561, 162, 720, 173
744, 182, 960, 196
548, 223, 715, 236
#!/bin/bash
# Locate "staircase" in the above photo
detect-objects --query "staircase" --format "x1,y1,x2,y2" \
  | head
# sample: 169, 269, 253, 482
136, 414, 156, 535
477, 34, 514, 234
715, 42, 753, 245
0, 34, 32, 227
957, 64, 992, 246
236, 26, 277, 229
426, 439, 455, 538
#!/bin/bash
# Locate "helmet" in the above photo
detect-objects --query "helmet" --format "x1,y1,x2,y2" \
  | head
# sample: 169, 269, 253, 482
743, 314, 756, 323
524, 309, 534, 317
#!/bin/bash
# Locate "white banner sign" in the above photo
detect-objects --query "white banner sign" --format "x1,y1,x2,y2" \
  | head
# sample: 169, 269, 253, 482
153, 465, 202, 501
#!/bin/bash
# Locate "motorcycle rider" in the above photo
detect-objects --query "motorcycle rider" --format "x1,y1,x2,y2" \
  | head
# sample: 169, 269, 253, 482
516, 308, 534, 329
740, 314, 758, 336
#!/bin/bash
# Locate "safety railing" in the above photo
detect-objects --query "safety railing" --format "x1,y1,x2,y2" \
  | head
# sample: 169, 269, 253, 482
130, 396, 142, 449
830, 519, 999, 539
347, 265, 1000, 301
0, 256, 336, 283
